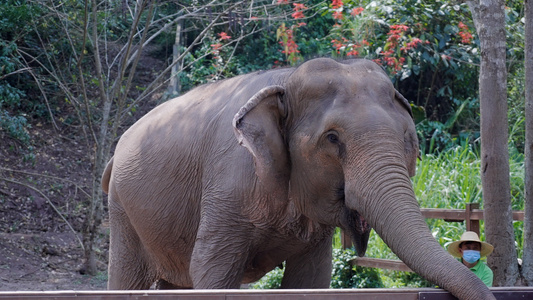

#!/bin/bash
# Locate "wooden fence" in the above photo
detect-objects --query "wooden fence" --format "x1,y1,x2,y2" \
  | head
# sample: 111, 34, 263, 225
343, 203, 525, 272
2, 288, 533, 300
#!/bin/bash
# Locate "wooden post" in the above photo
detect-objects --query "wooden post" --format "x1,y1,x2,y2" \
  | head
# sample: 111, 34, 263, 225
465, 203, 480, 235
341, 229, 352, 249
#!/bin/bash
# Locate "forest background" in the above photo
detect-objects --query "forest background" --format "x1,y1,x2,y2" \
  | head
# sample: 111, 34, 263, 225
0, 0, 528, 290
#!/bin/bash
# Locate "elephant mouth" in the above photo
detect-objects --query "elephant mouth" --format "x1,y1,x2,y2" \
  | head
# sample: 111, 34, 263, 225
337, 185, 371, 256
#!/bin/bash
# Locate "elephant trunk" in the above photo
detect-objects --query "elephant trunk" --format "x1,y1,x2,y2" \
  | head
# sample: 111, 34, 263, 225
344, 138, 495, 300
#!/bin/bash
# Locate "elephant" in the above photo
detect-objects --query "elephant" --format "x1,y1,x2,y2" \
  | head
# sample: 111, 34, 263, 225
101, 57, 495, 300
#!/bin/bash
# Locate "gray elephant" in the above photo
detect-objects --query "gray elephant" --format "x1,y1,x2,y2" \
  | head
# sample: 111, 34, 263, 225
101, 58, 494, 300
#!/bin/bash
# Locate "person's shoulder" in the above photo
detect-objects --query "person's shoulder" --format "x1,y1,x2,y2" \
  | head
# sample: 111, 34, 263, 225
480, 261, 493, 273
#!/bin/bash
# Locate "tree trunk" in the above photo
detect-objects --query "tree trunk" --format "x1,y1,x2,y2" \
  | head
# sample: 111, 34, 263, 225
168, 19, 183, 96
522, 0, 533, 286
476, 0, 519, 286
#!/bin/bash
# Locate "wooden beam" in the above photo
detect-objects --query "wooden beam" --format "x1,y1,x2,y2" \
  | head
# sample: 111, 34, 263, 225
351, 257, 413, 272
1, 287, 533, 299
419, 208, 524, 221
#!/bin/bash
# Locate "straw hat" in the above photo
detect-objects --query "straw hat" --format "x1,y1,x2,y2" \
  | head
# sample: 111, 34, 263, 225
447, 231, 494, 258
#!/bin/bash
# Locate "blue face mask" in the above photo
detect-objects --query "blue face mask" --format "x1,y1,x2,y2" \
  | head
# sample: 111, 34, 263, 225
463, 250, 481, 264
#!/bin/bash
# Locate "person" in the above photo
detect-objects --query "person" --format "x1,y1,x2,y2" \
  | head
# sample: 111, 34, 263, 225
447, 231, 494, 286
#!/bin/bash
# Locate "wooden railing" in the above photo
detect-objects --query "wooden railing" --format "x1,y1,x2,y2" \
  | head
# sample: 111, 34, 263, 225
343, 203, 525, 272
2, 288, 533, 299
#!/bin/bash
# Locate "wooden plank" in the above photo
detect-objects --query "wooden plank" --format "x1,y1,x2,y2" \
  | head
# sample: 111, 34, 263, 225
418, 291, 458, 300
1, 288, 533, 300
491, 287, 533, 300
228, 292, 417, 300
419, 208, 524, 221
420, 287, 533, 300
512, 211, 525, 221
351, 257, 413, 272
0, 289, 420, 300
419, 208, 466, 221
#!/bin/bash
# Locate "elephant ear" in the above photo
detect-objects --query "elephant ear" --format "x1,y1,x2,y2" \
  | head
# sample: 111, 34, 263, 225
395, 90, 413, 118
395, 90, 419, 177
233, 86, 290, 197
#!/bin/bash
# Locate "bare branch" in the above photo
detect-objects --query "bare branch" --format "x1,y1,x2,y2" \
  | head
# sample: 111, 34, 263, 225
0, 167, 91, 198
0, 67, 32, 80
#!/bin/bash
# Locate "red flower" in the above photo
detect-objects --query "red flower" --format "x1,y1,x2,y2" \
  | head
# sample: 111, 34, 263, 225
293, 3, 307, 10
277, 0, 288, 4
458, 22, 469, 30
292, 11, 305, 19
333, 11, 343, 20
351, 7, 364, 16
331, 39, 345, 50
401, 37, 423, 52
378, 49, 405, 74
278, 26, 300, 57
332, 0, 343, 9
347, 50, 359, 56
218, 32, 231, 40
457, 22, 473, 44
458, 31, 472, 44
389, 24, 409, 35
292, 3, 307, 19
386, 34, 401, 48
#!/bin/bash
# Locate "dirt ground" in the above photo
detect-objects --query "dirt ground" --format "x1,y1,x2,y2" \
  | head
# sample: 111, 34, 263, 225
0, 126, 110, 291
0, 232, 107, 291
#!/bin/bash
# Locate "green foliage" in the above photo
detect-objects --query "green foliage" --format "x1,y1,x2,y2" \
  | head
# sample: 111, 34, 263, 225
330, 248, 383, 288
413, 142, 482, 209
0, 0, 40, 38
0, 40, 30, 145
0, 110, 30, 144
249, 248, 383, 289
0, 1, 56, 147
413, 142, 524, 211
380, 270, 434, 288
249, 265, 284, 289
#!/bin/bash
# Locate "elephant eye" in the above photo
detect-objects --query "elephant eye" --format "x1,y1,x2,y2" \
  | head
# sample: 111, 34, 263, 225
327, 133, 339, 144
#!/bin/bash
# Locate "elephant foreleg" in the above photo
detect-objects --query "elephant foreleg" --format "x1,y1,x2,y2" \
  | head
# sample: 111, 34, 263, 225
190, 225, 251, 289
280, 235, 333, 288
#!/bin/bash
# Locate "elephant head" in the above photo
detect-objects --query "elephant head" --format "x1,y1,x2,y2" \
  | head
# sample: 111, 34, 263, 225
234, 58, 494, 300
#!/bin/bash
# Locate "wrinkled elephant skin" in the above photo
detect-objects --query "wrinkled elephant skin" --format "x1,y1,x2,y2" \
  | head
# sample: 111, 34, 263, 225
102, 58, 494, 300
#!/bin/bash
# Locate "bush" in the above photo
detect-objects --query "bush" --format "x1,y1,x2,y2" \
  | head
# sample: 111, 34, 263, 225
249, 248, 383, 289
0, 40, 30, 145
249, 265, 283, 289
331, 248, 383, 288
